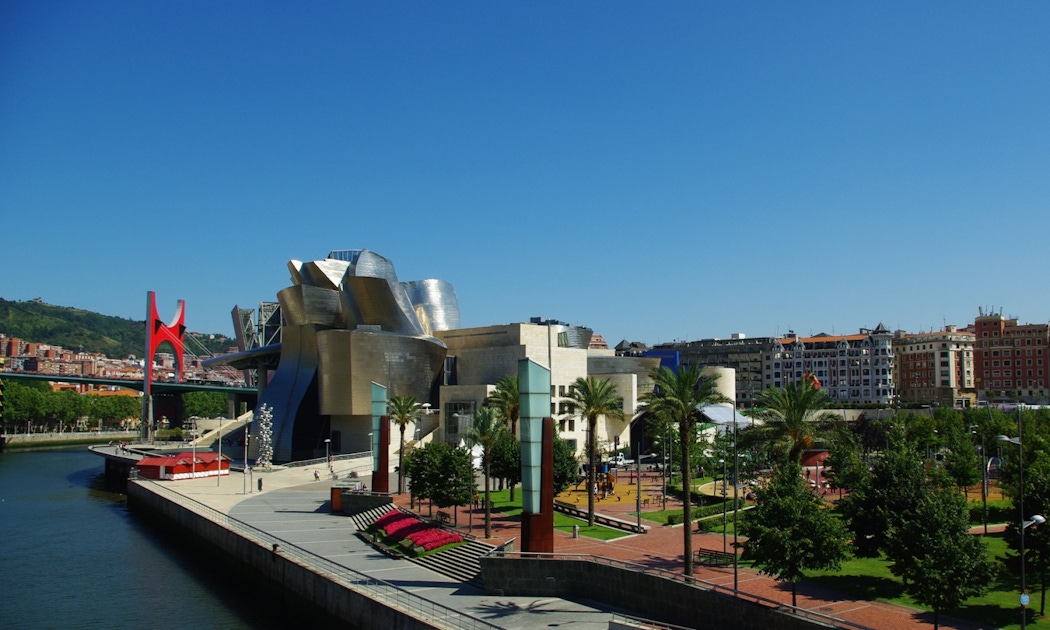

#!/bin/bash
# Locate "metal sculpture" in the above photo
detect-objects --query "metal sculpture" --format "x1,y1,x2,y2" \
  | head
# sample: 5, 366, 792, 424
141, 291, 186, 440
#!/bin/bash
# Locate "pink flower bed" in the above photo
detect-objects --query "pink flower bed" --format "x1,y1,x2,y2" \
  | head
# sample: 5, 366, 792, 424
371, 509, 462, 552
406, 528, 462, 551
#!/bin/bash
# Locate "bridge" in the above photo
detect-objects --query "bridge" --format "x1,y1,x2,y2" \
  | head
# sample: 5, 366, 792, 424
0, 371, 253, 395
1, 371, 259, 436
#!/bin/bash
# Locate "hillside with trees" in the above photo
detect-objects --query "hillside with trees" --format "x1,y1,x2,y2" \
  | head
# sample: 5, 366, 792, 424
0, 298, 235, 359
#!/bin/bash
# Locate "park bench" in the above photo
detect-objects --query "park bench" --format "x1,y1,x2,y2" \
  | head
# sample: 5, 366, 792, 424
694, 548, 736, 567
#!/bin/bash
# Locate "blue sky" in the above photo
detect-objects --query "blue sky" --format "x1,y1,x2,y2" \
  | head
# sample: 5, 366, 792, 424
3, 2, 1049, 346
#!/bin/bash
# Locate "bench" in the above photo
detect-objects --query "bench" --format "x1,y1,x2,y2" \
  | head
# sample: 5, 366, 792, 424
436, 510, 452, 524
694, 548, 736, 567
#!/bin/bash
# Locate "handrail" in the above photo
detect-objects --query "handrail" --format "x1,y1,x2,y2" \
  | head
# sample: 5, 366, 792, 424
286, 451, 371, 468
129, 473, 501, 630
483, 550, 873, 630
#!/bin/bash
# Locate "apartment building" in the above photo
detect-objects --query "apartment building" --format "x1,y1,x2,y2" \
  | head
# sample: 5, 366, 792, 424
972, 308, 1050, 404
894, 326, 975, 407
650, 334, 768, 408
764, 324, 895, 405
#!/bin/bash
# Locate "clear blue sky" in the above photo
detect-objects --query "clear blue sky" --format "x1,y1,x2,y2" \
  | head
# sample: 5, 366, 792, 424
3, 2, 1049, 346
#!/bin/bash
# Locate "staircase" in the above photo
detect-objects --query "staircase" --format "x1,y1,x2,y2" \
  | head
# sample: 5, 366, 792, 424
349, 505, 399, 531
408, 538, 493, 586
348, 505, 493, 587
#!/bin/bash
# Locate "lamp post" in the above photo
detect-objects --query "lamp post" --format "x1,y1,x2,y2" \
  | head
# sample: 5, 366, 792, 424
242, 417, 253, 495
733, 407, 740, 594
719, 458, 727, 554
216, 415, 222, 487
999, 423, 1042, 630
971, 425, 988, 535
325, 438, 332, 478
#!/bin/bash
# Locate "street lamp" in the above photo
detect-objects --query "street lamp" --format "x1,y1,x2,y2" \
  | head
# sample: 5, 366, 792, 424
216, 415, 223, 487
999, 429, 1041, 629
971, 425, 988, 535
243, 416, 253, 495
719, 458, 727, 554
325, 438, 332, 478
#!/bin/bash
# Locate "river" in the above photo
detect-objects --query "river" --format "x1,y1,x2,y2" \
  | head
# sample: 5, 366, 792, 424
0, 448, 297, 629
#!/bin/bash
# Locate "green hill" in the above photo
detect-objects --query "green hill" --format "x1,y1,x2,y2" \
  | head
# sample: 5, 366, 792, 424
0, 298, 236, 359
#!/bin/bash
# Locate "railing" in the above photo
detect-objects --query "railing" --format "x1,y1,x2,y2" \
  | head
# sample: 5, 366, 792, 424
608, 612, 694, 630
483, 550, 873, 630
553, 500, 649, 534
286, 451, 370, 468
130, 474, 501, 630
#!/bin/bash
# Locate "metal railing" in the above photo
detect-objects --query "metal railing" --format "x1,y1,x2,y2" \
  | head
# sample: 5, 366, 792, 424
484, 550, 873, 630
130, 474, 501, 630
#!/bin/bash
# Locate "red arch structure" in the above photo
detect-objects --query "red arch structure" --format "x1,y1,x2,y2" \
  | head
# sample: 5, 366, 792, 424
141, 291, 186, 440
145, 291, 186, 384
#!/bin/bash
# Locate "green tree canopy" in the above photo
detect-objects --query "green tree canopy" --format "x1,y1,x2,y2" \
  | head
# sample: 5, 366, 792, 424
887, 487, 994, 630
742, 379, 838, 464
739, 461, 849, 607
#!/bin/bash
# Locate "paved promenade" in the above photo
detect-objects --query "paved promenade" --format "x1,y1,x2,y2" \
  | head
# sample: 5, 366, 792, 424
142, 456, 990, 630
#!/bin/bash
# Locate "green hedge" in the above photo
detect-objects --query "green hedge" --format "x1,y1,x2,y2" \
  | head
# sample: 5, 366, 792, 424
666, 499, 744, 525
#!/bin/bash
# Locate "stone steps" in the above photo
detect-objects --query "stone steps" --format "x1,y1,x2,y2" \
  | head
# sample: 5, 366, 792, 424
350, 505, 400, 532
408, 539, 493, 586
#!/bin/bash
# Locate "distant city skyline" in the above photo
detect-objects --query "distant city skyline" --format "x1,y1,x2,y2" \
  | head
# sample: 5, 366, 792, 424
4, 3, 1049, 344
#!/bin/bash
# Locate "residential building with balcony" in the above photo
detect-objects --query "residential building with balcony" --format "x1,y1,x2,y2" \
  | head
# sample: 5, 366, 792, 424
894, 326, 975, 407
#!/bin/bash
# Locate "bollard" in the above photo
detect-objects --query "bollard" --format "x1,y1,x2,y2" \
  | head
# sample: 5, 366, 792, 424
573, 525, 579, 539
258, 478, 263, 492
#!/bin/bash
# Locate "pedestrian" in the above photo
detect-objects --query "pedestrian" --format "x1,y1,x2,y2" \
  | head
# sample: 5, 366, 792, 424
314, 470, 320, 481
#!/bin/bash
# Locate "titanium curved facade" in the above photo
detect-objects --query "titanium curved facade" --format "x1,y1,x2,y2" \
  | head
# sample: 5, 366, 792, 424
252, 249, 457, 462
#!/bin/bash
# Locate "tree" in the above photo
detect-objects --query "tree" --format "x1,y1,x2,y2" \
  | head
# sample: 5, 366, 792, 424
887, 487, 994, 629
484, 375, 520, 436
466, 406, 505, 538
822, 424, 868, 495
490, 431, 521, 497
484, 375, 520, 499
183, 391, 227, 419
566, 376, 625, 528
553, 435, 581, 495
388, 394, 419, 494
839, 426, 927, 559
739, 461, 849, 607
743, 378, 838, 464
405, 441, 474, 520
639, 364, 729, 576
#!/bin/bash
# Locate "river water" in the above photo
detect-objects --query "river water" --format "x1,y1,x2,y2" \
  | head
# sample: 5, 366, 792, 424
0, 448, 296, 629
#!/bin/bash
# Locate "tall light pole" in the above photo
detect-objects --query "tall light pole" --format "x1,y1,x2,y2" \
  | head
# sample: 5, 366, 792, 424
999, 411, 1042, 629
216, 415, 223, 487
719, 458, 727, 554
971, 425, 988, 535
242, 416, 253, 495
732, 407, 740, 594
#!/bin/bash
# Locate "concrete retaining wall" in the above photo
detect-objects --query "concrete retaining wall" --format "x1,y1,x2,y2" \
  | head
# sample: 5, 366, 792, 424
480, 557, 833, 630
127, 481, 441, 630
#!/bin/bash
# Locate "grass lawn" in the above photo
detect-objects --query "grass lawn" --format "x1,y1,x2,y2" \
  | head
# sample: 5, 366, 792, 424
807, 532, 1049, 629
485, 489, 631, 541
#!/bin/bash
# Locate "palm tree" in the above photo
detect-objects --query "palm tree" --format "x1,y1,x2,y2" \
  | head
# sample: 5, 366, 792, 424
388, 394, 419, 494
484, 375, 520, 436
745, 377, 838, 464
484, 375, 521, 499
566, 376, 625, 527
639, 364, 730, 576
466, 406, 505, 538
